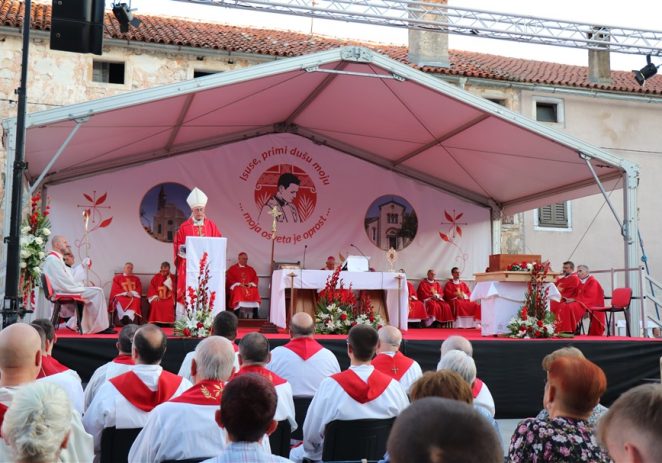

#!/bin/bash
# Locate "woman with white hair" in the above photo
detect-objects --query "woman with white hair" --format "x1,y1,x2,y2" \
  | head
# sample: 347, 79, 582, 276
1, 382, 72, 463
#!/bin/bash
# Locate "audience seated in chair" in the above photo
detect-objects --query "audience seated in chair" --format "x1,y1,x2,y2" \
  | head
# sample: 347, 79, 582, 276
371, 326, 422, 393
598, 383, 662, 463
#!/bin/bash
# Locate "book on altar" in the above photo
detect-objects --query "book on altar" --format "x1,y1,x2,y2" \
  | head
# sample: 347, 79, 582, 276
341, 255, 370, 272
185, 236, 227, 315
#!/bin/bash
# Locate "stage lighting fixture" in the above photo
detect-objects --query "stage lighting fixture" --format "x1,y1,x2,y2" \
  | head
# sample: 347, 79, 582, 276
632, 55, 659, 86
112, 2, 142, 33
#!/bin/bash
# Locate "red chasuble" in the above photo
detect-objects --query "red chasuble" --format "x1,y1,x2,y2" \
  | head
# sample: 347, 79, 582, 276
108, 274, 143, 317
169, 380, 224, 405
331, 369, 392, 404
147, 272, 176, 324
37, 355, 70, 379
552, 276, 605, 335
406, 281, 427, 319
112, 354, 135, 365
109, 370, 183, 412
234, 365, 287, 386
282, 338, 324, 361
226, 263, 261, 309
417, 279, 453, 322
443, 280, 481, 319
173, 217, 222, 304
371, 352, 414, 381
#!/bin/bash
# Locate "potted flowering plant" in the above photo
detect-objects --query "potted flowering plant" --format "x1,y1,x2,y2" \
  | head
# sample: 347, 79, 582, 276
315, 267, 384, 334
21, 193, 51, 309
174, 251, 215, 337
507, 261, 557, 338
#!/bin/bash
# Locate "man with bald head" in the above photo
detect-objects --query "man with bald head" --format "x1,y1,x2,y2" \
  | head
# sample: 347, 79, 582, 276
268, 312, 340, 397
83, 324, 191, 457
372, 325, 422, 393
234, 332, 297, 432
0, 324, 93, 462
42, 235, 111, 334
130, 336, 266, 462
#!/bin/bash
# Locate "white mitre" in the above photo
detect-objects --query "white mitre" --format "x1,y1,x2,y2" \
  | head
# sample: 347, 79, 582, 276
187, 187, 208, 208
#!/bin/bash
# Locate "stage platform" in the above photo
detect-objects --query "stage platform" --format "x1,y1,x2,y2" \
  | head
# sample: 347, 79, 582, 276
53, 327, 662, 419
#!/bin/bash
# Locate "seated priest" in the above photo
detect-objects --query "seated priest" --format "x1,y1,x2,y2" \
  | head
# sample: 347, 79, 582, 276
109, 262, 143, 325
551, 264, 606, 335
322, 256, 337, 270
443, 267, 481, 328
147, 262, 176, 325
550, 261, 581, 329
400, 270, 427, 322
226, 252, 261, 319
63, 251, 90, 286
417, 269, 454, 327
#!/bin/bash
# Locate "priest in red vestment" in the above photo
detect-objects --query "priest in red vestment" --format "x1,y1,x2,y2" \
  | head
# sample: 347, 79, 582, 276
108, 262, 143, 324
322, 256, 337, 270
443, 267, 481, 326
226, 252, 261, 318
550, 261, 581, 325
173, 187, 222, 310
147, 262, 176, 324
552, 264, 606, 335
399, 269, 426, 321
417, 269, 454, 326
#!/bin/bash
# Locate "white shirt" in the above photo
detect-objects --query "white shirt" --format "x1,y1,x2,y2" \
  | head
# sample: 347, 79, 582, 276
268, 340, 341, 397
38, 369, 85, 415
178, 349, 240, 384
290, 364, 409, 463
82, 364, 191, 456
474, 379, 496, 417
84, 357, 136, 411
373, 351, 423, 393
0, 385, 94, 463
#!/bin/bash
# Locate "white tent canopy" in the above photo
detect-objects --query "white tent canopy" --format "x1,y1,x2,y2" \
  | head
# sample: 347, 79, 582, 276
2, 46, 641, 321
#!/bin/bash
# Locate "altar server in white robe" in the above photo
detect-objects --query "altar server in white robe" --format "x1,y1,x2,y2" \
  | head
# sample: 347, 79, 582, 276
129, 336, 271, 462
0, 324, 93, 463
83, 325, 191, 458
41, 235, 110, 334
290, 325, 409, 463
84, 324, 138, 410
371, 326, 422, 393
268, 312, 340, 397
234, 332, 297, 431
178, 311, 240, 383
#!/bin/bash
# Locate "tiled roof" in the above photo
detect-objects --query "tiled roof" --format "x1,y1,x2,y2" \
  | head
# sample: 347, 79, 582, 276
2, 0, 661, 95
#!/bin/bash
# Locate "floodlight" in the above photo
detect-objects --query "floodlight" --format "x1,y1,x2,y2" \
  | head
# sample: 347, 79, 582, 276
632, 55, 659, 86
112, 2, 142, 33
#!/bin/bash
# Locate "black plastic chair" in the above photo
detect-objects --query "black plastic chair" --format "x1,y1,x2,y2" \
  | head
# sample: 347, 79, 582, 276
100, 427, 142, 463
292, 396, 313, 440
269, 419, 291, 457
321, 418, 396, 462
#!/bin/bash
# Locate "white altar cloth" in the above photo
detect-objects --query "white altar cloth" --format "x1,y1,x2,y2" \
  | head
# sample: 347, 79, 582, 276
270, 270, 408, 330
470, 281, 560, 336
186, 237, 227, 316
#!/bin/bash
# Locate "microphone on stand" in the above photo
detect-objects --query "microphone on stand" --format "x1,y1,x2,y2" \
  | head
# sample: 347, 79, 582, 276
350, 243, 367, 258
302, 245, 308, 270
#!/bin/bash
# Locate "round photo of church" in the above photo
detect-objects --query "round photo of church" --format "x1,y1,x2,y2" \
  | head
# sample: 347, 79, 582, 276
140, 183, 191, 242
364, 195, 418, 251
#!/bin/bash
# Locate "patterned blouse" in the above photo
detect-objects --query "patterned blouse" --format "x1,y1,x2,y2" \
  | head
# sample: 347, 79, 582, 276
507, 416, 612, 463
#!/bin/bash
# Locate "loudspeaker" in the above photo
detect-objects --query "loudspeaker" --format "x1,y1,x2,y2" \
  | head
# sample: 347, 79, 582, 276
50, 0, 104, 55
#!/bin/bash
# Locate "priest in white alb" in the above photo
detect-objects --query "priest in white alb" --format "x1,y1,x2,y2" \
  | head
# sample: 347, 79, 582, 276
83, 325, 191, 457
371, 326, 422, 393
41, 235, 111, 334
268, 312, 340, 397
84, 325, 138, 411
290, 325, 409, 463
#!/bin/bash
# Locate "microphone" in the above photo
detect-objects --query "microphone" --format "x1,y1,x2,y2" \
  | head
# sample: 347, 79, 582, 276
350, 243, 367, 258
302, 245, 308, 270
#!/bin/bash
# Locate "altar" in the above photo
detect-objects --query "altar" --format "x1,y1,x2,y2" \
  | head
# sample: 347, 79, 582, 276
270, 270, 409, 329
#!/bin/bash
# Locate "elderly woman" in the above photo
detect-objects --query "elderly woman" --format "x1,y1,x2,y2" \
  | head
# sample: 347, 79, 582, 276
1, 382, 72, 463
508, 356, 611, 462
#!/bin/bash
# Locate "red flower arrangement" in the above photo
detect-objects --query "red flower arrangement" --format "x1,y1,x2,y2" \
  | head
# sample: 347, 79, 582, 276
174, 252, 215, 337
507, 261, 557, 338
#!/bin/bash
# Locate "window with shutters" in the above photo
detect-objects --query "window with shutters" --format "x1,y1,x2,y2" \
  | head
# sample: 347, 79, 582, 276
535, 202, 571, 231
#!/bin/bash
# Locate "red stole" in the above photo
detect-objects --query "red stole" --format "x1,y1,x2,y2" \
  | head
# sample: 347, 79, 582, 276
472, 378, 484, 398
371, 352, 414, 381
0, 403, 7, 436
235, 365, 287, 386
170, 380, 224, 406
109, 370, 183, 412
331, 368, 392, 404
283, 338, 323, 361
37, 355, 70, 379
112, 354, 135, 365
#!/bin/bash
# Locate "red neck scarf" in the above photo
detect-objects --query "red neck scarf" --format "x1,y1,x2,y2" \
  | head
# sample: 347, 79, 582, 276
472, 378, 484, 398
235, 365, 287, 386
283, 338, 323, 361
0, 402, 7, 436
109, 370, 183, 412
170, 380, 225, 406
371, 352, 414, 381
331, 368, 392, 404
112, 354, 135, 365
37, 355, 70, 379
